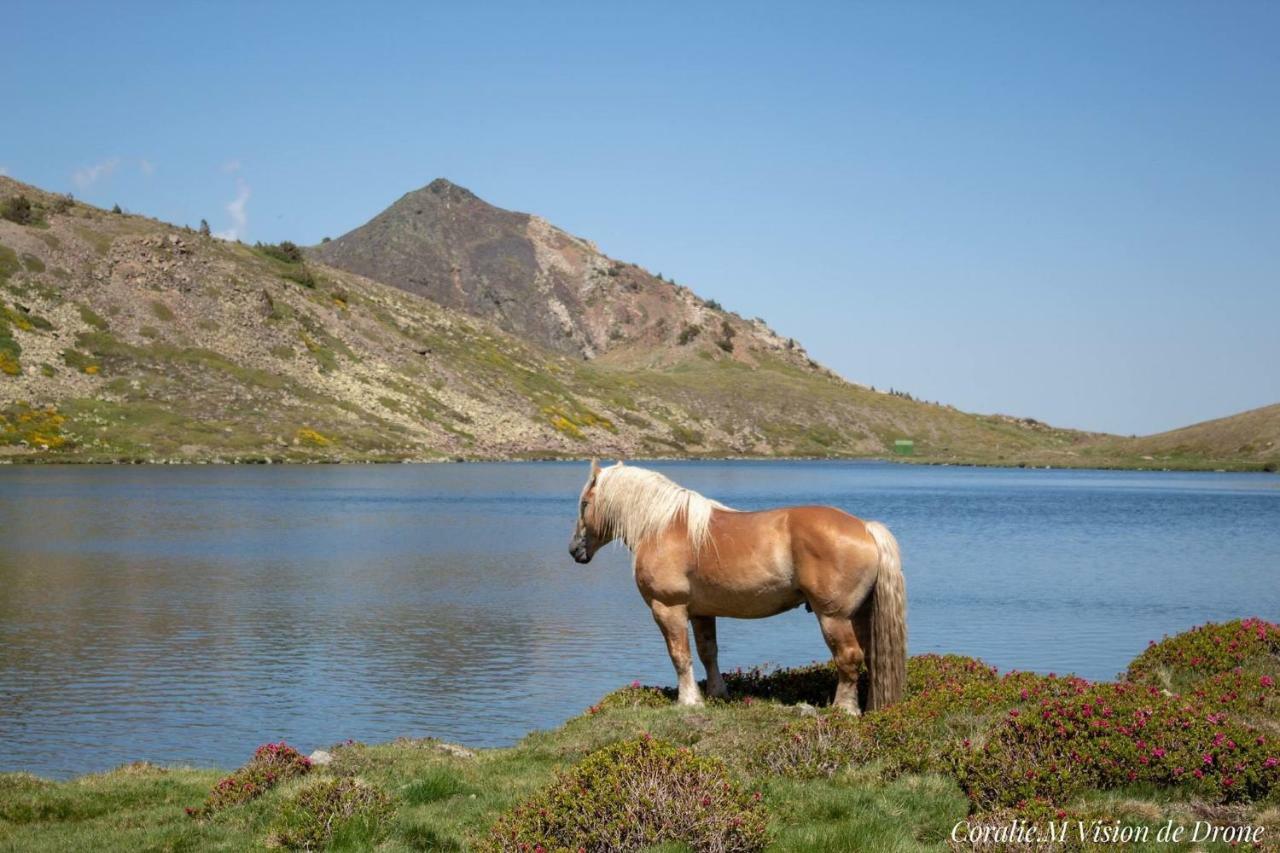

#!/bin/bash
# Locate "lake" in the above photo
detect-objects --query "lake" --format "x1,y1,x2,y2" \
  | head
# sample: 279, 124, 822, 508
1, 461, 1277, 778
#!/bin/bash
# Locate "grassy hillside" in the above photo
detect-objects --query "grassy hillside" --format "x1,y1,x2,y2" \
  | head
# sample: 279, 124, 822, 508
0, 176, 1105, 466
1, 619, 1276, 851
1102, 405, 1280, 472
1, 176, 1275, 469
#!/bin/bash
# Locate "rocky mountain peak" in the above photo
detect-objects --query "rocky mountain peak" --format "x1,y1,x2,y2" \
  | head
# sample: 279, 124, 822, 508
311, 180, 806, 367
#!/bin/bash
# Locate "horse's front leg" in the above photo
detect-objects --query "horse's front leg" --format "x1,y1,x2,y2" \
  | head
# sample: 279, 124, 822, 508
691, 615, 728, 699
651, 601, 702, 706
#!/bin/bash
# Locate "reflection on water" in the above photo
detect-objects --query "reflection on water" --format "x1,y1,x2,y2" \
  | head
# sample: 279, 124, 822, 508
1, 461, 1277, 777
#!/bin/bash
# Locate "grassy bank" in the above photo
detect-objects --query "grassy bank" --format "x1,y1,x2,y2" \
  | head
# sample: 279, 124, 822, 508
2, 619, 1277, 851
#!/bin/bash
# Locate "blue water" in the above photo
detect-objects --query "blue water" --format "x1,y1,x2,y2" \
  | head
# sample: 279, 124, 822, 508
0, 461, 1276, 778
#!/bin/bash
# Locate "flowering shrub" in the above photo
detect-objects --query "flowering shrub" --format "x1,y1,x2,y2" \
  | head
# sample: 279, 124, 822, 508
952, 678, 1280, 809
588, 682, 671, 714
484, 736, 768, 852
1127, 618, 1280, 689
906, 654, 999, 694
0, 403, 67, 450
187, 741, 312, 817
864, 660, 1089, 776
755, 710, 865, 778
267, 777, 393, 849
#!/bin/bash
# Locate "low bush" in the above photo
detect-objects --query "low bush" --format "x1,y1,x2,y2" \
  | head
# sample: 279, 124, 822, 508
952, 677, 1280, 809
484, 736, 768, 853
716, 319, 736, 353
0, 403, 66, 449
864, 667, 1090, 776
677, 324, 701, 345
1126, 618, 1280, 689
1, 195, 35, 226
0, 318, 20, 375
295, 427, 332, 447
267, 777, 394, 850
755, 710, 865, 778
588, 681, 670, 714
257, 241, 304, 264
281, 265, 316, 288
187, 741, 311, 816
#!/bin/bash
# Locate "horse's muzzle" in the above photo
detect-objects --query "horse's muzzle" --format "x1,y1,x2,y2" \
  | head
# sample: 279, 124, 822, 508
569, 540, 591, 563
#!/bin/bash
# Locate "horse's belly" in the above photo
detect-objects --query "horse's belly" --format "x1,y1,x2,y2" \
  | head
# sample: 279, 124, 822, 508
688, 578, 804, 619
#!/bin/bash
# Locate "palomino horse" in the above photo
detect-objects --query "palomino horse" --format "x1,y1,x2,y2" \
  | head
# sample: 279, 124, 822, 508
568, 460, 906, 713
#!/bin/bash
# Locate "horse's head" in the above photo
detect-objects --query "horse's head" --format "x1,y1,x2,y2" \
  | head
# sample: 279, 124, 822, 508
569, 458, 613, 563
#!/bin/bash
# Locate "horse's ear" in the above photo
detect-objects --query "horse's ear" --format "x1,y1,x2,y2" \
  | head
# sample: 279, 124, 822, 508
589, 458, 601, 480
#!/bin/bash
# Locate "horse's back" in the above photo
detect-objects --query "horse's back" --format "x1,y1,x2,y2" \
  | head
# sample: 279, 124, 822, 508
782, 506, 882, 614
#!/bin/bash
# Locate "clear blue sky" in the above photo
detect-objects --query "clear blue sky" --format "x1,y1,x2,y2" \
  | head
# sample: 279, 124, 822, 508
4, 2, 1277, 435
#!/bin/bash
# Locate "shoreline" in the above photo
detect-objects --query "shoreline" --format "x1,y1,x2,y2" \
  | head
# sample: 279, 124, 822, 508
1, 452, 1276, 474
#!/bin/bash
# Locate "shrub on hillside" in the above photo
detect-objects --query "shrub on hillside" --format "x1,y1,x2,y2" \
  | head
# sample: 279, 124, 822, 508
0, 326, 20, 376
1, 195, 35, 226
0, 404, 66, 449
677, 324, 701, 345
1126, 618, 1280, 689
267, 777, 394, 850
281, 265, 316, 288
187, 741, 311, 817
716, 319, 736, 353
257, 240, 304, 263
484, 736, 768, 853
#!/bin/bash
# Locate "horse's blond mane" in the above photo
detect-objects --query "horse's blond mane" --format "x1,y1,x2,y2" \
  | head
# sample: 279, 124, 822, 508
595, 464, 733, 552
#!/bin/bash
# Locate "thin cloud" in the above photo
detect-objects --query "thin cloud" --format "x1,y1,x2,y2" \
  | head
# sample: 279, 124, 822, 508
214, 178, 251, 241
222, 159, 242, 174
139, 159, 156, 176
72, 158, 121, 189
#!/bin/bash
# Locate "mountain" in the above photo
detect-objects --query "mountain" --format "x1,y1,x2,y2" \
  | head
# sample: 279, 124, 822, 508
0, 174, 1273, 469
309, 179, 805, 366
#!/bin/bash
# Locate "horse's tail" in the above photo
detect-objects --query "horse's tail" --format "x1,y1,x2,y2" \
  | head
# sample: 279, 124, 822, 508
864, 520, 906, 711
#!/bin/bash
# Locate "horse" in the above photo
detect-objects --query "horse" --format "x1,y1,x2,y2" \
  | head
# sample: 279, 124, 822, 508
568, 459, 906, 714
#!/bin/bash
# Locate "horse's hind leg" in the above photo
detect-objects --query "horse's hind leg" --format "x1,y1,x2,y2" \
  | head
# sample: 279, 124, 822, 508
852, 600, 873, 712
651, 601, 703, 706
691, 616, 728, 699
816, 612, 864, 714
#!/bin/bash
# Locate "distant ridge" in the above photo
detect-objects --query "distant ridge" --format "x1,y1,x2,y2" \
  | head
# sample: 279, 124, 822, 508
1111, 403, 1280, 469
